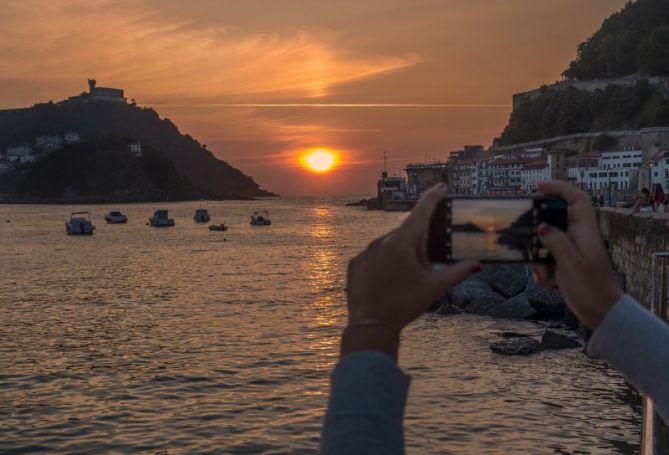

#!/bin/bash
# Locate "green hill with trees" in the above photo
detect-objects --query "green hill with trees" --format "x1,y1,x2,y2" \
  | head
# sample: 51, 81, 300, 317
564, 0, 669, 79
0, 101, 274, 199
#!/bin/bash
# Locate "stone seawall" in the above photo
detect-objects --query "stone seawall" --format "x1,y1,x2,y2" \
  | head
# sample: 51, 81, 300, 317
597, 208, 669, 309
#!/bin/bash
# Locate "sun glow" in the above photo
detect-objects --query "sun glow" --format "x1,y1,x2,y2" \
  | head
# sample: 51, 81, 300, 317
299, 148, 340, 173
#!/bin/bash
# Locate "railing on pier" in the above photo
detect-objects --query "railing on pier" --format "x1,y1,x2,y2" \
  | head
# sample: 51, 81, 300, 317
642, 253, 669, 454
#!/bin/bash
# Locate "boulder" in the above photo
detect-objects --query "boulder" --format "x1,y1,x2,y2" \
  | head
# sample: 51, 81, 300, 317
540, 329, 582, 349
480, 264, 529, 298
488, 293, 538, 320
449, 278, 505, 315
490, 337, 541, 356
524, 277, 566, 318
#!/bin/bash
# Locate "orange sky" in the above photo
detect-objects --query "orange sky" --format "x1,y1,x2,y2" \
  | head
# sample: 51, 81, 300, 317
0, 0, 628, 196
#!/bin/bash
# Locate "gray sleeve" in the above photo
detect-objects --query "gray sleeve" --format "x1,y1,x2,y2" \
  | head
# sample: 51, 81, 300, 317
587, 294, 669, 422
320, 351, 411, 455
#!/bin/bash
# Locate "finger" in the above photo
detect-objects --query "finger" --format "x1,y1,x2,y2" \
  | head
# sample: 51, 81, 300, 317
537, 181, 595, 223
537, 223, 582, 270
423, 260, 480, 299
417, 233, 431, 270
529, 264, 558, 289
400, 183, 448, 241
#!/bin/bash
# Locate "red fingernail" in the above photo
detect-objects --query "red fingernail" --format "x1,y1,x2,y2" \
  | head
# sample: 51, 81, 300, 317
470, 264, 482, 274
538, 224, 552, 237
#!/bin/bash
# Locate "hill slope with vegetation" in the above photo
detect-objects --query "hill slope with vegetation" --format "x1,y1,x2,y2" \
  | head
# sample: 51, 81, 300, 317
564, 0, 669, 79
0, 101, 274, 199
0, 137, 219, 202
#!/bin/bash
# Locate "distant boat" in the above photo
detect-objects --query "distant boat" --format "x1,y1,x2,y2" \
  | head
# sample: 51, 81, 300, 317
104, 211, 128, 224
149, 209, 175, 227
250, 211, 272, 226
193, 208, 211, 223
66, 211, 95, 235
209, 223, 228, 231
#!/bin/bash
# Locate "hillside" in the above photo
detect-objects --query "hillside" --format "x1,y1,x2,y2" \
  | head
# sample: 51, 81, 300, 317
497, 80, 669, 145
0, 137, 219, 203
564, 0, 669, 79
0, 102, 274, 198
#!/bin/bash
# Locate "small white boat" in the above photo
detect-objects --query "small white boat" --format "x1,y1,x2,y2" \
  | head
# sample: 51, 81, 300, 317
66, 212, 95, 235
250, 211, 272, 226
209, 223, 228, 231
149, 209, 175, 227
104, 211, 128, 224
193, 209, 211, 223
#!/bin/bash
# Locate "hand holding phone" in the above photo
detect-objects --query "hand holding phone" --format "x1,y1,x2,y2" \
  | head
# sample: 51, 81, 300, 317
428, 196, 567, 263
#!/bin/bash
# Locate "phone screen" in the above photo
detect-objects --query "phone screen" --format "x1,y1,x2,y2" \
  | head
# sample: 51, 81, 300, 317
428, 197, 567, 263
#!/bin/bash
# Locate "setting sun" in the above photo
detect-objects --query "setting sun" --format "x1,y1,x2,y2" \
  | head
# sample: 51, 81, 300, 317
299, 148, 340, 173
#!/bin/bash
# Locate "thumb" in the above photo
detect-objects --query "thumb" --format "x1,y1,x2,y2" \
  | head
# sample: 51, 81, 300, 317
537, 224, 580, 268
424, 260, 480, 299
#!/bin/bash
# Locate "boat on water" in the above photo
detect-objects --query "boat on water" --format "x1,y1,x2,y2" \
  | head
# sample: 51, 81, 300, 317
193, 209, 211, 223
149, 209, 175, 227
250, 211, 272, 226
104, 211, 128, 224
66, 212, 95, 235
209, 223, 228, 231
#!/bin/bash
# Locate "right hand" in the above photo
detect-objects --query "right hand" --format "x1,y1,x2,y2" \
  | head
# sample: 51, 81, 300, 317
531, 181, 623, 329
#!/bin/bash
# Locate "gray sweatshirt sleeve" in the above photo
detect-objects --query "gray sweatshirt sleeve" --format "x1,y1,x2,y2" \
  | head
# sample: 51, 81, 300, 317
587, 294, 669, 422
320, 351, 411, 455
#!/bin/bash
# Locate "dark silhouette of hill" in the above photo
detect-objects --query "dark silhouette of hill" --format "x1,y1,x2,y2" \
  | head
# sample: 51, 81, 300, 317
452, 222, 485, 233
0, 101, 274, 198
0, 137, 222, 203
564, 0, 669, 79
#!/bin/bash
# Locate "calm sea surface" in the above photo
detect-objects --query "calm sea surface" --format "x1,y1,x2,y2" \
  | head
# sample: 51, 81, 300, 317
0, 199, 640, 454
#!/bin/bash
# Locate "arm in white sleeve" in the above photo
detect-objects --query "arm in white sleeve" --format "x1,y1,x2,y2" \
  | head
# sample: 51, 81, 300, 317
587, 294, 669, 422
320, 351, 411, 455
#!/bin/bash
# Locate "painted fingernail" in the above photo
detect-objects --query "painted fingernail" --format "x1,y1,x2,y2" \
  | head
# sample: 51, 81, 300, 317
470, 264, 482, 274
538, 224, 552, 237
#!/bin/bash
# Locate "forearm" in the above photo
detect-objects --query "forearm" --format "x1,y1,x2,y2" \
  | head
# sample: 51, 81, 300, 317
320, 351, 410, 455
587, 295, 669, 422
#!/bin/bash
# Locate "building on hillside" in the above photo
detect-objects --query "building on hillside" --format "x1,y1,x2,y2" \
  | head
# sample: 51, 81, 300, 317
600, 148, 643, 171
451, 160, 479, 195
64, 133, 80, 143
35, 135, 64, 152
64, 79, 127, 104
128, 142, 143, 157
6, 144, 37, 164
405, 162, 449, 197
484, 157, 538, 194
650, 151, 669, 189
520, 161, 550, 192
566, 150, 640, 191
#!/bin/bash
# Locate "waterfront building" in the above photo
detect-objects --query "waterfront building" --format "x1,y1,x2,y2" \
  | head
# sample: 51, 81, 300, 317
377, 172, 407, 202
650, 151, 669, 189
405, 162, 449, 197
547, 149, 573, 181
566, 149, 642, 191
520, 161, 550, 192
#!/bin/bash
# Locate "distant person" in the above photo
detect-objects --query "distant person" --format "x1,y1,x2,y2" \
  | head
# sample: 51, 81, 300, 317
598, 191, 605, 208
630, 187, 654, 215
654, 184, 666, 213
321, 182, 669, 454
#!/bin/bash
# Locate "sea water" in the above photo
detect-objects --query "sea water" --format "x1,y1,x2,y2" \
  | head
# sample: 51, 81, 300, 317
0, 199, 640, 454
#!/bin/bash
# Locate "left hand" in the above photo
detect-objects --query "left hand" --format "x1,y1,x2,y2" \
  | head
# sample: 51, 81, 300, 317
342, 184, 480, 359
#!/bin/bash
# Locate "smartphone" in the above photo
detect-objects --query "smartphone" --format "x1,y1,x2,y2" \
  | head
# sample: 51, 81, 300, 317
428, 196, 567, 263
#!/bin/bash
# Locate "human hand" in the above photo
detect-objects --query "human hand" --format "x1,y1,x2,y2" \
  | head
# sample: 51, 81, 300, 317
531, 181, 623, 329
341, 184, 480, 359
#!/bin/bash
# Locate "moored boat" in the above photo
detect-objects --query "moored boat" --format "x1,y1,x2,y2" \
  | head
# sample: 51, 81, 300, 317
209, 223, 228, 231
104, 211, 128, 224
149, 209, 175, 227
193, 209, 211, 223
250, 211, 272, 226
66, 212, 95, 235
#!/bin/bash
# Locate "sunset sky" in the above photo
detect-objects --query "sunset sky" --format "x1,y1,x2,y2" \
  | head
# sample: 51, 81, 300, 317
0, 0, 627, 196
